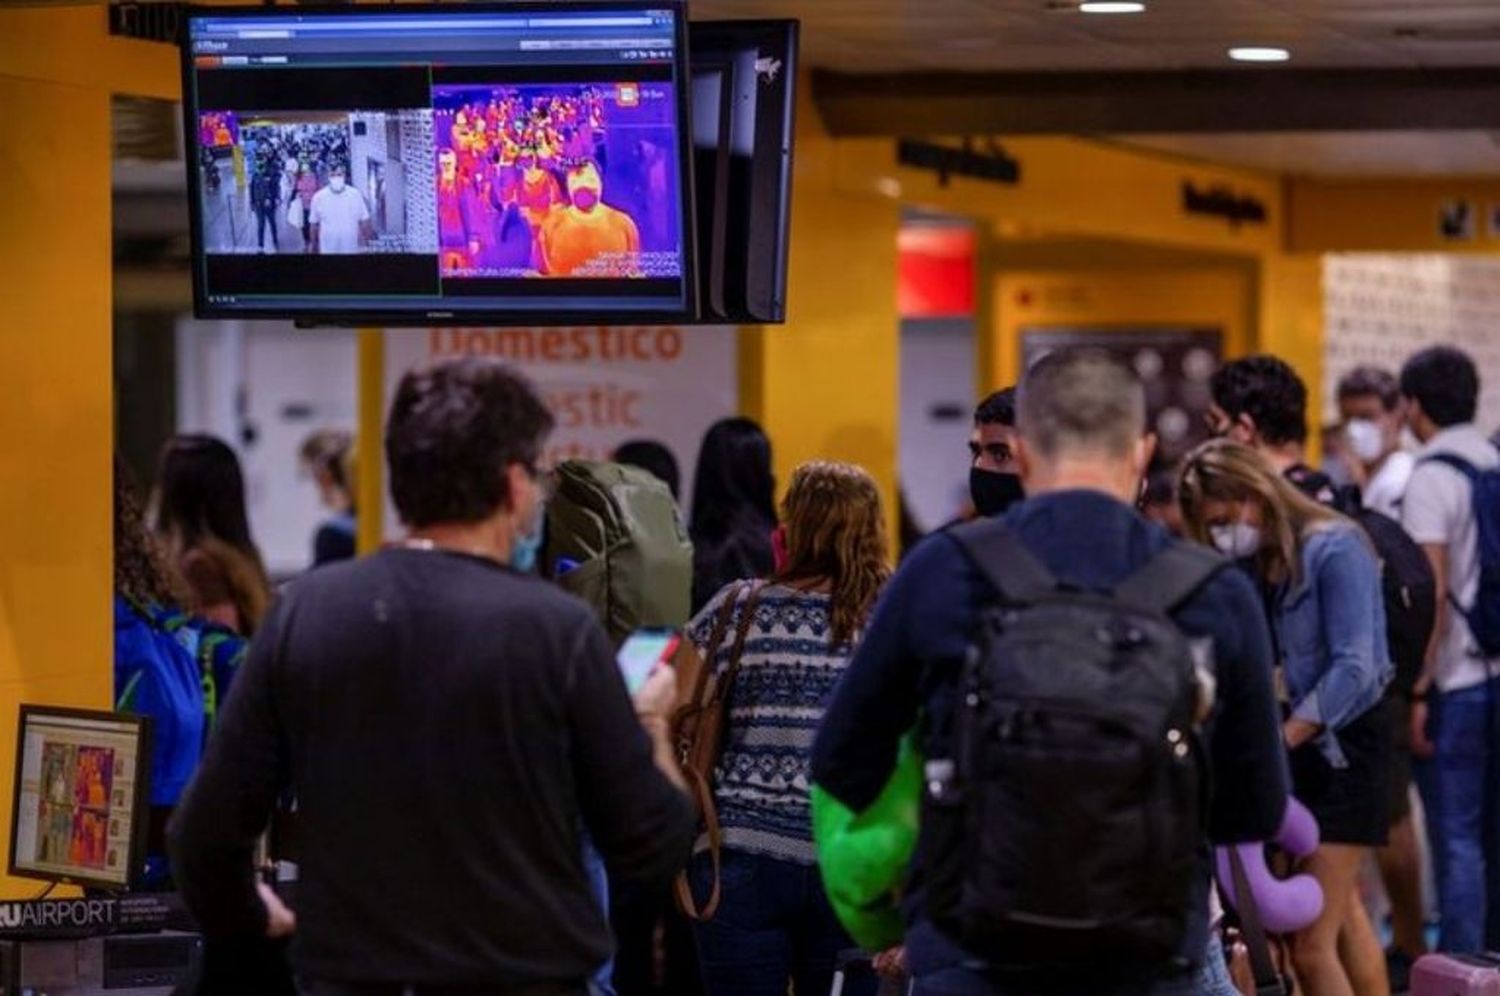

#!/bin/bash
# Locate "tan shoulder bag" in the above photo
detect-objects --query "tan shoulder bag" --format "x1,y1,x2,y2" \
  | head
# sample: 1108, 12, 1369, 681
669, 580, 766, 920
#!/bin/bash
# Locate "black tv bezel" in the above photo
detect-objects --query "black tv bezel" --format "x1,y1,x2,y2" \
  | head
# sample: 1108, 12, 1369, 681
686, 19, 797, 326
688, 58, 734, 320
9, 704, 153, 892
179, 0, 700, 328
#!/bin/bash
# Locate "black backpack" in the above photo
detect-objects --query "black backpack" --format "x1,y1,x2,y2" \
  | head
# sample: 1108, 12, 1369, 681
1349, 504, 1437, 697
926, 521, 1224, 969
1318, 482, 1437, 698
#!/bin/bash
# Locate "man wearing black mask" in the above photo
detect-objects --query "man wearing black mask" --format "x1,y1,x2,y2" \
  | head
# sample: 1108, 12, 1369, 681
969, 387, 1024, 517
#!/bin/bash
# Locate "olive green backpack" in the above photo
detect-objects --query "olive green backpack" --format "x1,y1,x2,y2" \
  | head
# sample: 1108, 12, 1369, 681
542, 460, 694, 643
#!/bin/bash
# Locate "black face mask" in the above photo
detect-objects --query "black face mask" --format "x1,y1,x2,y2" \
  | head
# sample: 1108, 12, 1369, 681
970, 467, 1026, 518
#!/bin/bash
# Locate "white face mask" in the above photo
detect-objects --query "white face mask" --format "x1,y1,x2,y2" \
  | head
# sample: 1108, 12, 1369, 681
1210, 523, 1263, 559
330, 177, 346, 193
1345, 418, 1387, 464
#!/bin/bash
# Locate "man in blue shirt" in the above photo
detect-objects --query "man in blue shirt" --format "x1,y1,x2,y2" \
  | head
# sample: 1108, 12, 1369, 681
812, 349, 1289, 995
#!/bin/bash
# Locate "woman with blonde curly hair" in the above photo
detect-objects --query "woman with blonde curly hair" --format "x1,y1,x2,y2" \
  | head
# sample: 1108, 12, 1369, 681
685, 460, 891, 996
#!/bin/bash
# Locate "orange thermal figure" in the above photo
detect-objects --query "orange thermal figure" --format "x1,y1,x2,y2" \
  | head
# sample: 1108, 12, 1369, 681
540, 162, 640, 277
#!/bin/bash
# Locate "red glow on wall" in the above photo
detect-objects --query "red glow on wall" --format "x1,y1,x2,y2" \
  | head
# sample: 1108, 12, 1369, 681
899, 225, 976, 319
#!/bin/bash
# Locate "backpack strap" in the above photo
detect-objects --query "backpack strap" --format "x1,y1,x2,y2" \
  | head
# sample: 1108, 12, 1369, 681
1418, 451, 1499, 631
948, 520, 1056, 602
1114, 541, 1227, 615
1421, 451, 1481, 482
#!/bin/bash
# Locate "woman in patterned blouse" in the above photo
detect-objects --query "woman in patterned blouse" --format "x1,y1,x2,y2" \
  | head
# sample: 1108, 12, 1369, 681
686, 461, 891, 996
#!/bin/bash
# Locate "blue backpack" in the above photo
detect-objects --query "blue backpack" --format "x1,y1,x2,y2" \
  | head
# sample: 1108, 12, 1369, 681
114, 596, 247, 807
1420, 452, 1500, 658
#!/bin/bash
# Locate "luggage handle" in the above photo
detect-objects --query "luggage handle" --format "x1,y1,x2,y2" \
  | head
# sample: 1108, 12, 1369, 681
1229, 847, 1290, 996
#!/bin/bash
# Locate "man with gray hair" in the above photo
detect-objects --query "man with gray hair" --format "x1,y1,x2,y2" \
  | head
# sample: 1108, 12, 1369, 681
1336, 365, 1414, 520
812, 349, 1288, 996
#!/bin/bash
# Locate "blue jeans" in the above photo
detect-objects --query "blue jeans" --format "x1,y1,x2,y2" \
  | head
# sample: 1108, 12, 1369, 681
1423, 675, 1500, 954
690, 849, 868, 996
909, 929, 1235, 996
581, 836, 614, 996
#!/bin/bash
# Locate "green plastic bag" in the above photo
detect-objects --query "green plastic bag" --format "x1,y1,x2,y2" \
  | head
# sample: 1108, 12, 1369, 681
811, 735, 922, 951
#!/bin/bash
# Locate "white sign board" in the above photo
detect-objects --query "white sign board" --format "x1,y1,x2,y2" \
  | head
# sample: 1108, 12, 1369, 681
382, 325, 737, 536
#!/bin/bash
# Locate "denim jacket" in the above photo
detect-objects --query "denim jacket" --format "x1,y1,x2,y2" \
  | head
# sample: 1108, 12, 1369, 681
1273, 522, 1394, 768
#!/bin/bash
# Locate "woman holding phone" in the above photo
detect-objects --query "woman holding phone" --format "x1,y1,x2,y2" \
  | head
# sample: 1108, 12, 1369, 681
685, 461, 891, 996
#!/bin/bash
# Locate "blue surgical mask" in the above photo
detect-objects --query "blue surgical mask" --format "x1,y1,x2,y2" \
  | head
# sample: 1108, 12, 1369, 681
509, 496, 546, 573
509, 528, 542, 574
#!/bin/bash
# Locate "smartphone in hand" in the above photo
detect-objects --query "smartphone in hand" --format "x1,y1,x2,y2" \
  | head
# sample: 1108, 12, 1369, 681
616, 628, 681, 694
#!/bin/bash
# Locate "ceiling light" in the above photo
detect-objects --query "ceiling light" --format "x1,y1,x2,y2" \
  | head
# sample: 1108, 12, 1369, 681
1079, 2, 1146, 12
1228, 46, 1291, 63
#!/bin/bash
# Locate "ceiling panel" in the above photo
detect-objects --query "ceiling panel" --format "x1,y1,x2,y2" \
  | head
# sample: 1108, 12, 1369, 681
689, 0, 1500, 72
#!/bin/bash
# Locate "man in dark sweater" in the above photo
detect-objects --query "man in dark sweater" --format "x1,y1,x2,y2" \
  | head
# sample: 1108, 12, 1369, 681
169, 358, 696, 995
811, 349, 1289, 995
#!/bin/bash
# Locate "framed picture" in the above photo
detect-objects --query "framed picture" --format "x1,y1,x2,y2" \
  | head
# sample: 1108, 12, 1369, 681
1439, 199, 1476, 242
1020, 327, 1224, 466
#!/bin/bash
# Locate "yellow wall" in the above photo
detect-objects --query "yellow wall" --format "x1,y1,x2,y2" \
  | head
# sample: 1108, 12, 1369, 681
1290, 177, 1500, 254
738, 90, 901, 531
991, 267, 1255, 390
0, 7, 179, 101
748, 120, 1326, 542
842, 137, 1284, 258
0, 8, 178, 898
817, 133, 1324, 432
1259, 252, 1325, 401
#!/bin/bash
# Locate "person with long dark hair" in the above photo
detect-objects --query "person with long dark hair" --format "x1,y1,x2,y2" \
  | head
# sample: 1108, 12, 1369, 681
116, 456, 202, 815
152, 435, 271, 636
688, 418, 777, 612
116, 456, 248, 888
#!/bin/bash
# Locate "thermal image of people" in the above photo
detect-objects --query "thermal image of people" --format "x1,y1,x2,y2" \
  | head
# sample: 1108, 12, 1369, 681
515, 151, 565, 231
437, 148, 478, 270
201, 112, 237, 149
540, 161, 640, 277
432, 83, 677, 279
68, 810, 109, 870
75, 748, 112, 810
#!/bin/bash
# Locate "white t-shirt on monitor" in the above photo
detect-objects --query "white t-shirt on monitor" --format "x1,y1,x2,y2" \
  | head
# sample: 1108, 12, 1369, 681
309, 185, 370, 254
1402, 423, 1500, 692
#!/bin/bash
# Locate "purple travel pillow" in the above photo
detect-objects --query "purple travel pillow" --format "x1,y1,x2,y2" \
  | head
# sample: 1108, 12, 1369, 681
1216, 797, 1324, 935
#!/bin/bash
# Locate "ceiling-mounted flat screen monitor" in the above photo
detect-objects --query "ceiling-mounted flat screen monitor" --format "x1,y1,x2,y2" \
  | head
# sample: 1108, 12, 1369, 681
9, 706, 151, 890
181, 2, 697, 326
688, 20, 797, 325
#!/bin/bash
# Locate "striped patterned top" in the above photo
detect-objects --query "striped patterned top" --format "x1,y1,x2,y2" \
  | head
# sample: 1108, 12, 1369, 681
686, 582, 861, 866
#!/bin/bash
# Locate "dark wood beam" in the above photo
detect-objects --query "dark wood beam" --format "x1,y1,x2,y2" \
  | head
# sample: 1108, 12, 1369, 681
811, 67, 1500, 136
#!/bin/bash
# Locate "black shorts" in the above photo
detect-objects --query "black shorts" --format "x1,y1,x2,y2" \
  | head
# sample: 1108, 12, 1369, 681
1289, 698, 1391, 847
1386, 695, 1414, 826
